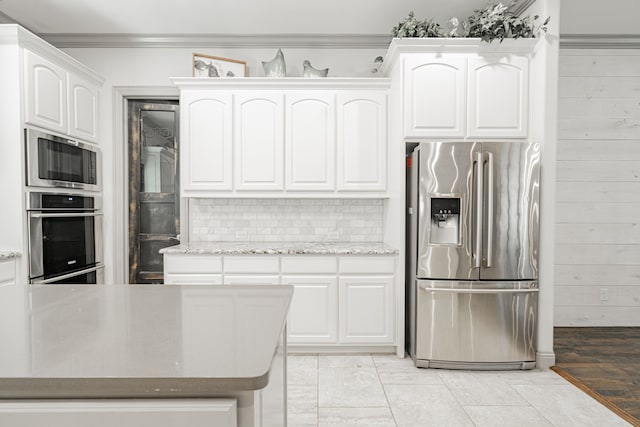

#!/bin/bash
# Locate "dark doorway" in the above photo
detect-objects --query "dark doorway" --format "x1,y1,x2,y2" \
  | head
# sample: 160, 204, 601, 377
128, 100, 180, 284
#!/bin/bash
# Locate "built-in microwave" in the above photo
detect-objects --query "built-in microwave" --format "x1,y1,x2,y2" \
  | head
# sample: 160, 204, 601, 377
25, 129, 101, 192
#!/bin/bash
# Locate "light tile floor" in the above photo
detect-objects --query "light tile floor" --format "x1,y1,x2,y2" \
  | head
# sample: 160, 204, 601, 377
287, 353, 632, 427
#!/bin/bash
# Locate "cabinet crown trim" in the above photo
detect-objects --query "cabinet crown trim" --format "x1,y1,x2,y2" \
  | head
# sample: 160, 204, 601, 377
0, 24, 104, 85
171, 77, 391, 90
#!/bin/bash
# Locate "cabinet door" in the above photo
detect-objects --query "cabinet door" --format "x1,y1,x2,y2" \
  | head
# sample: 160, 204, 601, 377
282, 275, 338, 344
67, 73, 99, 143
339, 276, 394, 344
337, 91, 387, 192
403, 55, 466, 138
467, 55, 529, 138
181, 91, 233, 192
24, 49, 67, 134
285, 92, 336, 191
0, 259, 16, 286
234, 92, 284, 190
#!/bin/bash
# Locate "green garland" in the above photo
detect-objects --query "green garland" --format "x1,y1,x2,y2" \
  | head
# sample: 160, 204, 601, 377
392, 1, 550, 43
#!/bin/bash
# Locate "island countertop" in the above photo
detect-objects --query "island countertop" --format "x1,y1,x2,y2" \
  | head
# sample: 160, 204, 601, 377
159, 241, 399, 255
0, 284, 292, 399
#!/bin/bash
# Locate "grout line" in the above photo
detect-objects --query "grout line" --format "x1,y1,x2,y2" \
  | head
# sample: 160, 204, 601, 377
439, 374, 479, 426
510, 382, 560, 426
373, 352, 400, 427
316, 353, 320, 427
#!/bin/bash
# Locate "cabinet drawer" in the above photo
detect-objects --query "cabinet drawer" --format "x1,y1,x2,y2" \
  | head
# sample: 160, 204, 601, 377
339, 256, 395, 274
281, 256, 336, 274
0, 260, 15, 283
224, 275, 280, 285
0, 398, 237, 427
164, 274, 223, 285
224, 256, 279, 273
164, 255, 222, 274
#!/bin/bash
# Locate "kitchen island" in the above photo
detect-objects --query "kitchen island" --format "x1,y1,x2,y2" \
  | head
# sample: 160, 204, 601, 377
0, 284, 292, 426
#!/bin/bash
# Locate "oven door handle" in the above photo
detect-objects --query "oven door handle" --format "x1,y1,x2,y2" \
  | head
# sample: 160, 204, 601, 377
29, 212, 103, 218
31, 264, 104, 284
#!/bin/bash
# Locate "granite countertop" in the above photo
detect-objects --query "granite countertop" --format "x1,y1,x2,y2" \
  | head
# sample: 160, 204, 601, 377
159, 241, 399, 255
0, 284, 292, 399
0, 251, 20, 260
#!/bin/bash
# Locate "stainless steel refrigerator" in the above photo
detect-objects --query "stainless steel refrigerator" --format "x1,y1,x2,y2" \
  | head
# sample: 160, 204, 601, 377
406, 141, 540, 370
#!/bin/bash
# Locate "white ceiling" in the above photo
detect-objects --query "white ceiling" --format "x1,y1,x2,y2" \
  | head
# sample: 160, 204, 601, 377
0, 0, 491, 36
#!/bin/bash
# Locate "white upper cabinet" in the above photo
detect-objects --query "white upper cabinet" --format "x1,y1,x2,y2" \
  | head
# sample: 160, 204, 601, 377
24, 49, 67, 134
337, 92, 387, 191
67, 73, 99, 143
285, 92, 336, 191
404, 55, 466, 138
24, 49, 102, 142
467, 55, 529, 138
172, 79, 390, 197
234, 92, 284, 191
387, 39, 534, 140
181, 91, 233, 192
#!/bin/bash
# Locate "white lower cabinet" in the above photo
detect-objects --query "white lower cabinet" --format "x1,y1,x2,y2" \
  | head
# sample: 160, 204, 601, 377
163, 252, 397, 348
0, 258, 16, 286
282, 275, 338, 344
224, 275, 280, 285
164, 254, 223, 285
164, 273, 223, 285
0, 399, 237, 427
224, 255, 280, 285
339, 276, 394, 344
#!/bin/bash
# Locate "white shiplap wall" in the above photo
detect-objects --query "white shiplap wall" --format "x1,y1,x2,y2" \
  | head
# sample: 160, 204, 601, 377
555, 49, 640, 326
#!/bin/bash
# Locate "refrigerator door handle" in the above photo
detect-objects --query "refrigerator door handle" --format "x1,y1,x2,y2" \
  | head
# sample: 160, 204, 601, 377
474, 151, 483, 268
485, 151, 494, 268
418, 285, 539, 294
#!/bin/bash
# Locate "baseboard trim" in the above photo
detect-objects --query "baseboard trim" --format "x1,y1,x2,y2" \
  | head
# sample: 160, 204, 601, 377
536, 351, 556, 369
287, 345, 396, 354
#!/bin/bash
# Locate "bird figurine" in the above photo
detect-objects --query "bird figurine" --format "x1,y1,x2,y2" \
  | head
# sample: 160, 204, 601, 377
302, 60, 329, 78
262, 49, 286, 77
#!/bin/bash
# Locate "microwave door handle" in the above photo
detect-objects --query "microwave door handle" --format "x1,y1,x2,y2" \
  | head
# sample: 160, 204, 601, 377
29, 212, 103, 218
474, 152, 483, 269
485, 152, 495, 268
31, 264, 103, 284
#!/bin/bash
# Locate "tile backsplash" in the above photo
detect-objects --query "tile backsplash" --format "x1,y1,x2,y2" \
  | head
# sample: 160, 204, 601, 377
189, 199, 384, 242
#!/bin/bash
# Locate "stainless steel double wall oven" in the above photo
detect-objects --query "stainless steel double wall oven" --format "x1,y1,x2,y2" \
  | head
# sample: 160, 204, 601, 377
25, 129, 104, 284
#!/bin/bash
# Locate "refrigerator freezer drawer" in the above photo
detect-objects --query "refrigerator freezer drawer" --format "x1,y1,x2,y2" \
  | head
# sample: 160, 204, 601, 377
415, 281, 538, 368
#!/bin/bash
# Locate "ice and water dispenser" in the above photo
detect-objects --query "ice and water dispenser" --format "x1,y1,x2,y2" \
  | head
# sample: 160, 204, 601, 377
430, 198, 460, 245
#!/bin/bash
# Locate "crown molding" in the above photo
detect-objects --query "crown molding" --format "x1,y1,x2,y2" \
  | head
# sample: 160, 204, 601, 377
560, 34, 640, 49
39, 33, 393, 49
170, 77, 392, 91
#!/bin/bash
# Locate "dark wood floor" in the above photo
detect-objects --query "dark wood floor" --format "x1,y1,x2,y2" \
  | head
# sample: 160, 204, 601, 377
553, 327, 640, 426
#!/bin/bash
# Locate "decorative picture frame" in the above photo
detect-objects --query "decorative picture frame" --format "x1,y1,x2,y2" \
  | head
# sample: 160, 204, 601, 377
192, 53, 247, 78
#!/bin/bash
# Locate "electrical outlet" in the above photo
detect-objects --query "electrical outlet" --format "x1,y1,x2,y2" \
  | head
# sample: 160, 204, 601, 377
235, 230, 248, 240
600, 288, 608, 302
327, 231, 339, 241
